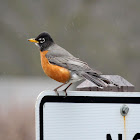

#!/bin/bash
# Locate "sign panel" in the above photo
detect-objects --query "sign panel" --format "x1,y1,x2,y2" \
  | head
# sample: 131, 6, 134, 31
36, 91, 140, 140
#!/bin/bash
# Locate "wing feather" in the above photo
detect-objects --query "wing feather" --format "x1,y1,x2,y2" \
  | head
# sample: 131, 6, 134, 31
44, 44, 114, 87
46, 53, 101, 76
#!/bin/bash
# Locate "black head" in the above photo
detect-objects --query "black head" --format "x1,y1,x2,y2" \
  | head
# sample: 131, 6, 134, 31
28, 32, 54, 51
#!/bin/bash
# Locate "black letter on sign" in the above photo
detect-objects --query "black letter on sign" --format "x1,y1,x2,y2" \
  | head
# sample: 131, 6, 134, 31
106, 134, 122, 140
118, 134, 122, 140
106, 134, 112, 140
133, 133, 140, 140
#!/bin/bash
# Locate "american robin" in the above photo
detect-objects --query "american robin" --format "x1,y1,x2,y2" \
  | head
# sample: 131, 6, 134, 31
28, 32, 116, 96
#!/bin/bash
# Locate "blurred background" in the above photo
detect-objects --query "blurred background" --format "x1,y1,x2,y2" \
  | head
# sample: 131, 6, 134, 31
0, 0, 140, 139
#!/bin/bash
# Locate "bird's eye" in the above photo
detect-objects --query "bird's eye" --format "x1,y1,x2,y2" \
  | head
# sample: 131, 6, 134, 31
39, 38, 45, 43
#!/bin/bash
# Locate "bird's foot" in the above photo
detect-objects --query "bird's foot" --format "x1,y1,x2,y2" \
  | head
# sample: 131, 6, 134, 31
63, 89, 67, 97
62, 83, 72, 97
54, 89, 59, 96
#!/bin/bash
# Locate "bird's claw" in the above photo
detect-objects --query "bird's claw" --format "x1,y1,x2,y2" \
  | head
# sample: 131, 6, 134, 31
54, 89, 59, 96
63, 89, 67, 97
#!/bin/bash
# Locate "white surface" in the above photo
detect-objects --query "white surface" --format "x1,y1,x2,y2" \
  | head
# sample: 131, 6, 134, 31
36, 91, 140, 140
37, 90, 140, 97
43, 103, 140, 140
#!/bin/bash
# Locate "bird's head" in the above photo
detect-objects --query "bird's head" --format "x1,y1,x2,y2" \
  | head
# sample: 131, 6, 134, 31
28, 32, 54, 51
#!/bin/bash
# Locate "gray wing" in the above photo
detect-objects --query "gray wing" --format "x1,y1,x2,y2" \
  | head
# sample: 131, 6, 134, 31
46, 44, 112, 87
46, 44, 102, 76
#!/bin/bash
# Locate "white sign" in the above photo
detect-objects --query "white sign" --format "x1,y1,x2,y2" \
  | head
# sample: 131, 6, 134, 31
35, 91, 140, 140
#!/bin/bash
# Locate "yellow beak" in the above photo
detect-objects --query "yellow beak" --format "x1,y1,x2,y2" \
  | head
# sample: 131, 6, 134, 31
28, 38, 39, 43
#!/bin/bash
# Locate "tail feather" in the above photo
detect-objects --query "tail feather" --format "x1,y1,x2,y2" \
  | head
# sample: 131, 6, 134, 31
82, 73, 107, 87
99, 76, 111, 84
86, 72, 119, 87
100, 75, 119, 87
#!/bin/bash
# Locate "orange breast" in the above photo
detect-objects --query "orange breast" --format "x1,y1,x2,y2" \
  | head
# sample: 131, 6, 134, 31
40, 51, 71, 83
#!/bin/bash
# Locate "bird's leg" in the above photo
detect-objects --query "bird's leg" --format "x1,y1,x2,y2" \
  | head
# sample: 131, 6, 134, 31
54, 83, 65, 96
63, 83, 72, 96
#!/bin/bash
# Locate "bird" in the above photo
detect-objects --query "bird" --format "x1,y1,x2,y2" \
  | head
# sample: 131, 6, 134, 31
28, 32, 116, 96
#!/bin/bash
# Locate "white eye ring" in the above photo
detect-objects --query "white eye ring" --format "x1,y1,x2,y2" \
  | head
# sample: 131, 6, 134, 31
39, 38, 45, 43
